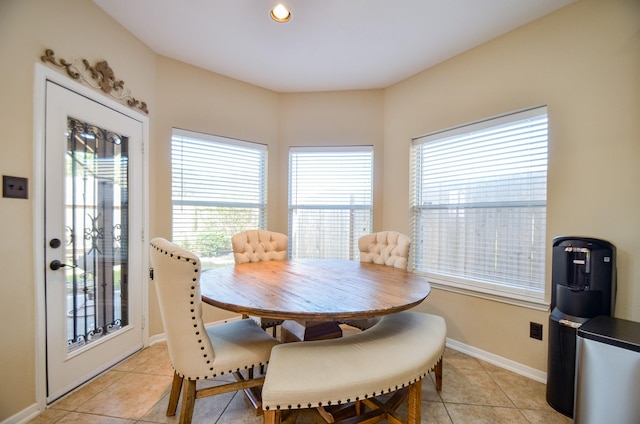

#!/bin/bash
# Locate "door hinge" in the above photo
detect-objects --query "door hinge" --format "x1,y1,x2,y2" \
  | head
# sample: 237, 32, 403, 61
141, 315, 146, 329
149, 267, 154, 280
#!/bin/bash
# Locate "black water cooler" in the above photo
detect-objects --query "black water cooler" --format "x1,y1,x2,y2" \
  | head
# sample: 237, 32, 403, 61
546, 236, 615, 418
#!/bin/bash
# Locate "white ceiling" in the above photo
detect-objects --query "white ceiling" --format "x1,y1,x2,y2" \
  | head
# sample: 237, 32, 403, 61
92, 0, 576, 93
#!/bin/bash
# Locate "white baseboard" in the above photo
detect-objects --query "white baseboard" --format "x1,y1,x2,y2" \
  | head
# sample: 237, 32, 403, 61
1, 403, 40, 424
146, 331, 167, 346
446, 337, 547, 383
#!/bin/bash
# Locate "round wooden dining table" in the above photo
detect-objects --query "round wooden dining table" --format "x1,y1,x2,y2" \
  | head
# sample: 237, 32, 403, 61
200, 258, 431, 341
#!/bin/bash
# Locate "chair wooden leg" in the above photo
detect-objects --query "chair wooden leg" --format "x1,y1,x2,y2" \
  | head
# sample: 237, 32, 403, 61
434, 357, 443, 391
179, 379, 197, 424
263, 409, 281, 424
407, 381, 422, 424
167, 371, 183, 416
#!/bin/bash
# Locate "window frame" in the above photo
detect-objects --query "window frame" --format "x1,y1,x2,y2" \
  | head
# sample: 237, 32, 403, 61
410, 106, 549, 310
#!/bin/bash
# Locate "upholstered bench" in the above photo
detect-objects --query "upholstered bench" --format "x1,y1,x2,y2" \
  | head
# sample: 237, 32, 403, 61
262, 311, 447, 424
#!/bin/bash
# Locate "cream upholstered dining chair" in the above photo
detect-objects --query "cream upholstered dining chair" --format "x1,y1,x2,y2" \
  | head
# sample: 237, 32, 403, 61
149, 238, 280, 424
359, 230, 411, 269
343, 230, 411, 331
232, 229, 288, 264
231, 230, 288, 335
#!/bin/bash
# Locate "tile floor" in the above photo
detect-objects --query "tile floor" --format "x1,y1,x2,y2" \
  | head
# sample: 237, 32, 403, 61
29, 334, 572, 424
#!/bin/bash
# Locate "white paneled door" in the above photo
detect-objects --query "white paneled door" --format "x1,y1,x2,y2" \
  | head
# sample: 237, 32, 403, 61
44, 80, 145, 403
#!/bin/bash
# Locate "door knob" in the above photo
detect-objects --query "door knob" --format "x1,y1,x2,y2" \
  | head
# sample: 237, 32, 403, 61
50, 260, 76, 271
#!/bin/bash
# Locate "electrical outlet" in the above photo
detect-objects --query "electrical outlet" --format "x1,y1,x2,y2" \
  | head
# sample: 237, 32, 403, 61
530, 322, 543, 340
3, 175, 28, 199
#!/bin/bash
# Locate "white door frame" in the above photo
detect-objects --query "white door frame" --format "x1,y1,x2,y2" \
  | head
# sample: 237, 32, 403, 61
32, 63, 149, 410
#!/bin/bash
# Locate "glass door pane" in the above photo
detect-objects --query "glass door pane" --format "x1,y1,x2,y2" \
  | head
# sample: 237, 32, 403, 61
65, 117, 129, 352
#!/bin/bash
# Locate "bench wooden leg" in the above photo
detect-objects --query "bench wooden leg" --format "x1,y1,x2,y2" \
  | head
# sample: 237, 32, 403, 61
316, 406, 334, 423
263, 409, 281, 424
407, 381, 422, 424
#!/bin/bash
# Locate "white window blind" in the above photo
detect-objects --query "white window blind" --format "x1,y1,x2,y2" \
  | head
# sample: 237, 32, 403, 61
411, 107, 548, 305
289, 146, 373, 259
171, 129, 267, 268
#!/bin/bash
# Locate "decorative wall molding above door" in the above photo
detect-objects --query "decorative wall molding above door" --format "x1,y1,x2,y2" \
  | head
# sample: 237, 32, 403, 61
41, 48, 149, 114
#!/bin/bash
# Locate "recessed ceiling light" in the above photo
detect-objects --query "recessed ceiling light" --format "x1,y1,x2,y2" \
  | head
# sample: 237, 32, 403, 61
271, 4, 291, 23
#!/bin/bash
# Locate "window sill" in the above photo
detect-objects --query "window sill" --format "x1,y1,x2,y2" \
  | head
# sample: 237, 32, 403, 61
420, 274, 550, 312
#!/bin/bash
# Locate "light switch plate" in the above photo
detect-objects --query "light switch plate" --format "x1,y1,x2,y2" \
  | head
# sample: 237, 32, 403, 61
3, 175, 28, 199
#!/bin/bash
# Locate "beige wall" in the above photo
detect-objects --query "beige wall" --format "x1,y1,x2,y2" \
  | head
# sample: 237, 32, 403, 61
278, 91, 385, 230
1, 0, 638, 420
384, 0, 640, 371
